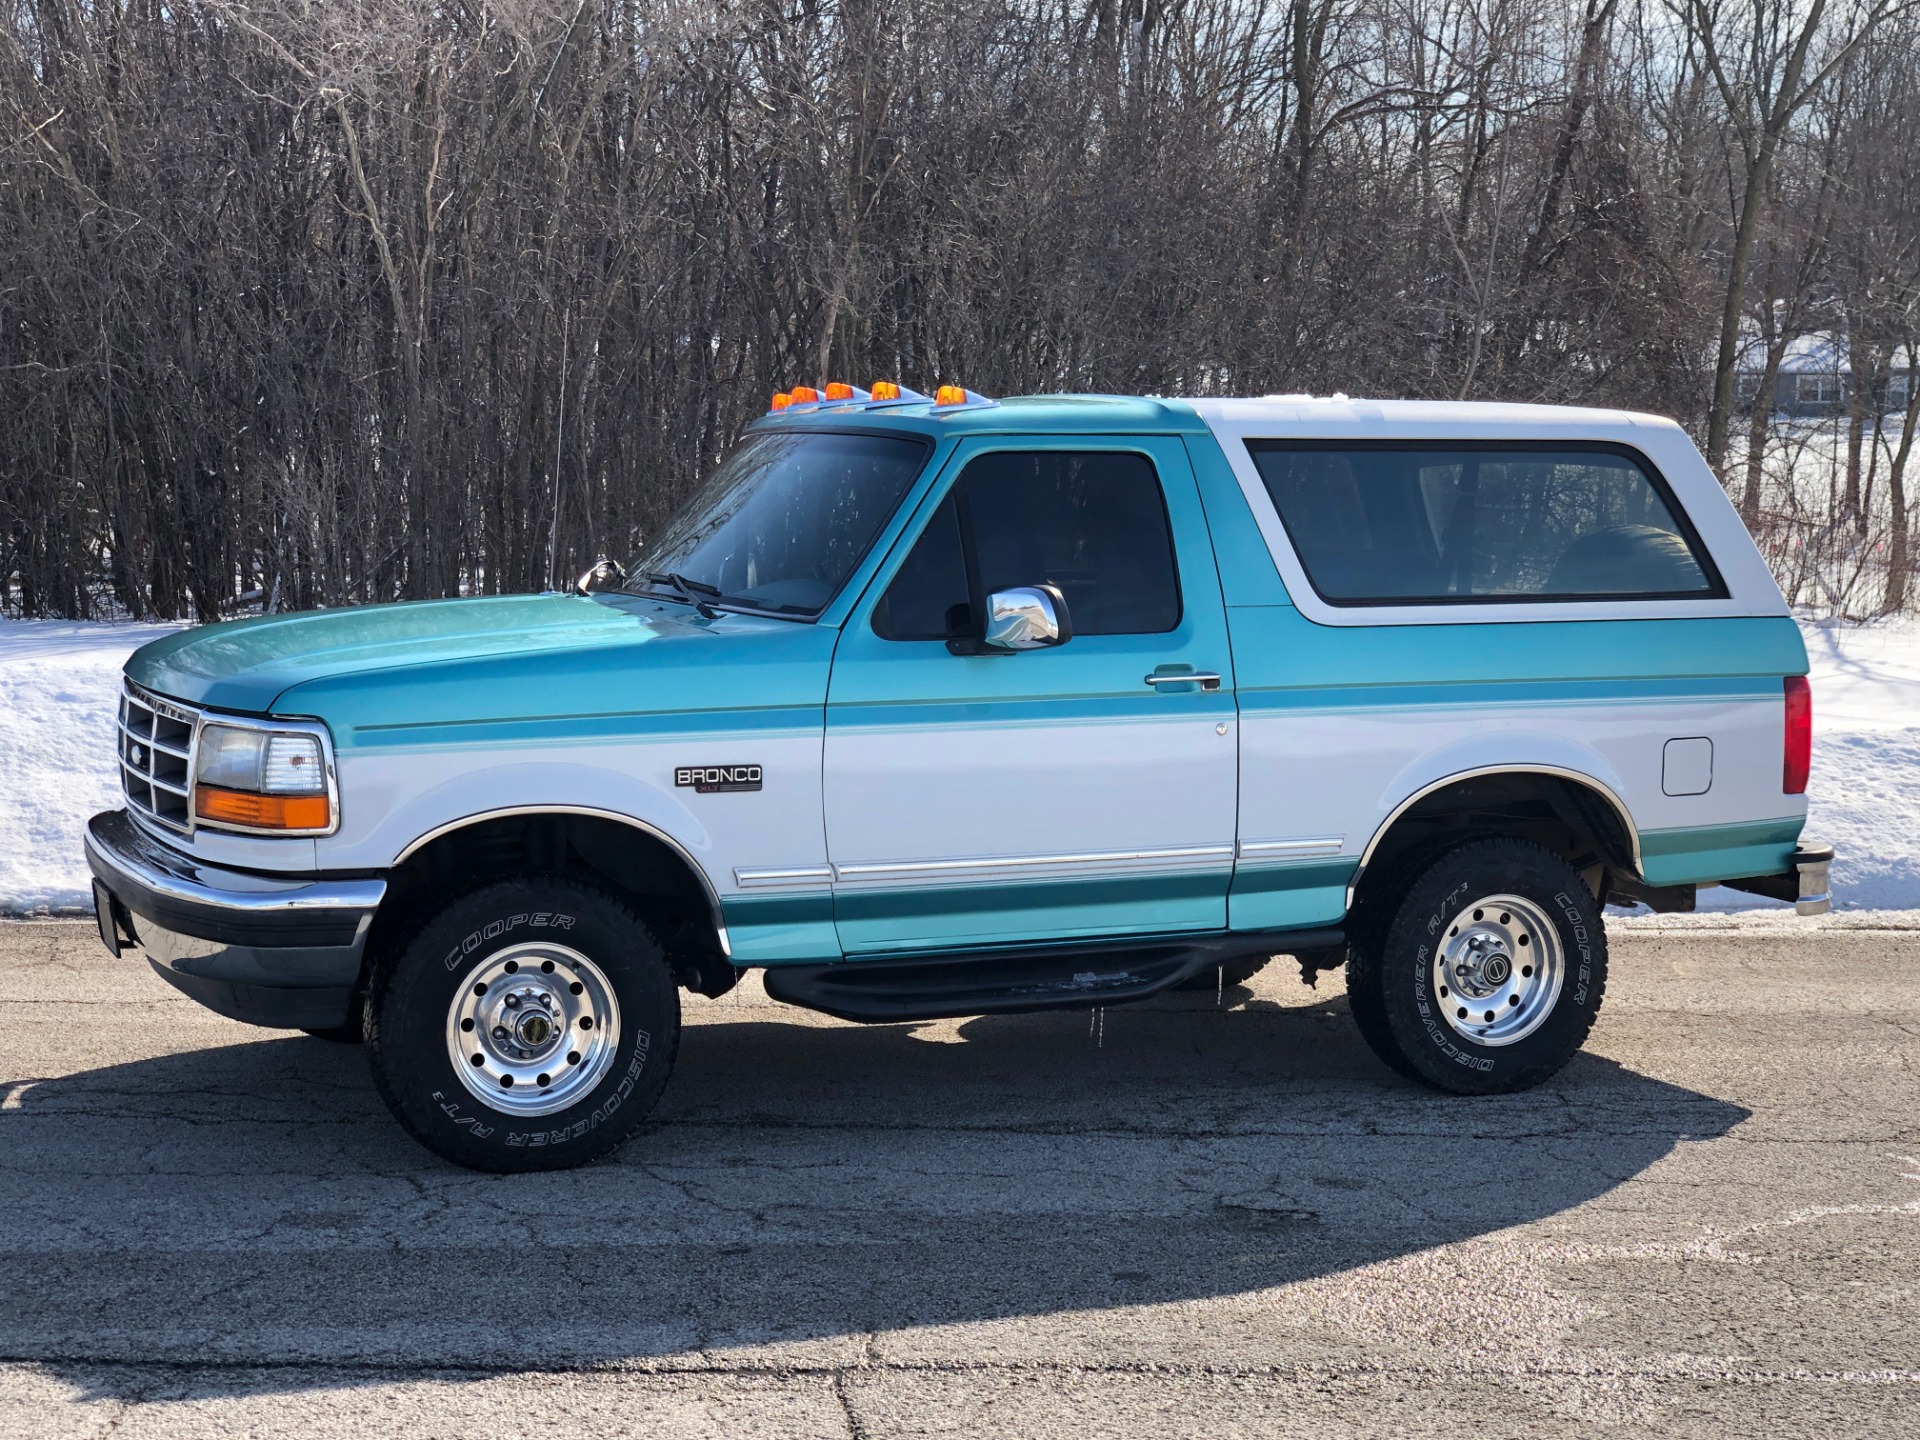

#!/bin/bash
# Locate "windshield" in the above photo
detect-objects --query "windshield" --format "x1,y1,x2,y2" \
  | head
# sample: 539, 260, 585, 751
626, 431, 930, 617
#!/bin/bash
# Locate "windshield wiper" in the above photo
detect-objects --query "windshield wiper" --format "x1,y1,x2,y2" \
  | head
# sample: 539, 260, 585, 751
638, 570, 721, 618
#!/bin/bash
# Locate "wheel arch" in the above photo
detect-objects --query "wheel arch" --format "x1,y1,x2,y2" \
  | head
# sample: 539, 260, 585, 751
1350, 764, 1643, 913
379, 805, 731, 963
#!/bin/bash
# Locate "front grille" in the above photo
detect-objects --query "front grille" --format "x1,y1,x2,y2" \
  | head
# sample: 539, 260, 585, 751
119, 680, 199, 834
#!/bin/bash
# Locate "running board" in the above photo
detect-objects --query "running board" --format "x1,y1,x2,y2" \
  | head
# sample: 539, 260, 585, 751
761, 928, 1344, 1024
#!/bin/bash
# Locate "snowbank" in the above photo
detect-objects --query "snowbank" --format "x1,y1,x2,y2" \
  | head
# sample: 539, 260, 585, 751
0, 621, 180, 911
0, 613, 1915, 915
1693, 616, 1920, 913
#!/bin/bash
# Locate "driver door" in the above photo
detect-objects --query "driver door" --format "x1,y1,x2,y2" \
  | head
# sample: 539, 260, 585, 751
823, 436, 1239, 955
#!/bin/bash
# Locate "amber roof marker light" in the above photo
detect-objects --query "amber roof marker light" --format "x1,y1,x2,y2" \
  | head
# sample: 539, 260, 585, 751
931, 384, 995, 408
768, 380, 963, 413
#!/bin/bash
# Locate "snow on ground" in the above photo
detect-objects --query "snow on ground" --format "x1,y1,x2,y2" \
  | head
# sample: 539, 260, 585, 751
1693, 615, 1920, 913
0, 613, 1915, 915
0, 621, 180, 912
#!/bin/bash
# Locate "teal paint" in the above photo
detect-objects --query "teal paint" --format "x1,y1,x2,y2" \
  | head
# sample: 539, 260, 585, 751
1238, 675, 1782, 717
825, 688, 1218, 732
1225, 607, 1809, 694
1639, 816, 1806, 887
343, 705, 824, 753
1181, 429, 1296, 607
1227, 858, 1358, 930
127, 593, 674, 713
269, 604, 838, 743
833, 869, 1232, 955
720, 892, 841, 964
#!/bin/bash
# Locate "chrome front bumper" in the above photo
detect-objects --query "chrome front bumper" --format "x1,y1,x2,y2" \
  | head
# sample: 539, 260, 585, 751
85, 809, 386, 1029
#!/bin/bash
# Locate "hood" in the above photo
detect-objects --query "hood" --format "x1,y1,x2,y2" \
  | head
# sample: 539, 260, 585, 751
124, 594, 774, 714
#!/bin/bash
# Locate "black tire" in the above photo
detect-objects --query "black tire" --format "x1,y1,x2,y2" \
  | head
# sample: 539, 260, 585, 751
1345, 836, 1607, 1094
366, 876, 680, 1172
1172, 955, 1273, 991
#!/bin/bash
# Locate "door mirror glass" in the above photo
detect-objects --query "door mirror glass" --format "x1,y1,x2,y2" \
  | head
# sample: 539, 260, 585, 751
981, 585, 1072, 651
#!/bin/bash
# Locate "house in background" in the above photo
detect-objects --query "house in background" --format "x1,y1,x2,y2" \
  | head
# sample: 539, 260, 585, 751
1736, 330, 1916, 417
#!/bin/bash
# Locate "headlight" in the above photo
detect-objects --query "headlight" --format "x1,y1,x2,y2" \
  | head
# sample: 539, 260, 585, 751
193, 721, 335, 834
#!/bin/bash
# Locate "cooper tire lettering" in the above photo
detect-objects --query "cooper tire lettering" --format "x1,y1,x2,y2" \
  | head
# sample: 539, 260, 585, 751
1346, 837, 1609, 1096
370, 880, 680, 1171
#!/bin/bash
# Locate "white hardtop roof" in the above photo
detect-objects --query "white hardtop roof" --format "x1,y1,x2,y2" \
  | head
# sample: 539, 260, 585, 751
1181, 395, 1683, 437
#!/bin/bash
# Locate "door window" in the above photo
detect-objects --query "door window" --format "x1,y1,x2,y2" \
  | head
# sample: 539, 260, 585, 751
872, 450, 1182, 639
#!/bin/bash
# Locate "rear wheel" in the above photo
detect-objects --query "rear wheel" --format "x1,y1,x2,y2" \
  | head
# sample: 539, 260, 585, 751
366, 877, 680, 1171
1346, 837, 1607, 1094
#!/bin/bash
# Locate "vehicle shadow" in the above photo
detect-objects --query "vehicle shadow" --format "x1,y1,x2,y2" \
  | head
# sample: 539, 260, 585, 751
2, 982, 1747, 1400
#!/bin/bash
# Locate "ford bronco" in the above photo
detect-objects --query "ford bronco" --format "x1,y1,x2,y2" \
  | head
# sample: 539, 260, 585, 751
86, 386, 1832, 1171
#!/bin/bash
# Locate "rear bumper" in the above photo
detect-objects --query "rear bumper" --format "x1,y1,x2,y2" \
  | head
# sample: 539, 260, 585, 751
85, 809, 386, 1029
1720, 843, 1835, 917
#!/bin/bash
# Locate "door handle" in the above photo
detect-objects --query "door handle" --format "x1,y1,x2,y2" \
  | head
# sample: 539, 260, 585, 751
1144, 671, 1222, 691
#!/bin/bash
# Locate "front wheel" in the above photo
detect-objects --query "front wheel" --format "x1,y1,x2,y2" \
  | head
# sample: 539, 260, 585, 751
366, 877, 680, 1171
1346, 837, 1608, 1094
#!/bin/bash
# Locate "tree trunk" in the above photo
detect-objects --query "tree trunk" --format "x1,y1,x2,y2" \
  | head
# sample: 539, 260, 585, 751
1707, 144, 1779, 472
1884, 357, 1920, 612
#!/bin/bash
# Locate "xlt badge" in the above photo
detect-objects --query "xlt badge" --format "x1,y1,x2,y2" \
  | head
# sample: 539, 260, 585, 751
675, 764, 763, 794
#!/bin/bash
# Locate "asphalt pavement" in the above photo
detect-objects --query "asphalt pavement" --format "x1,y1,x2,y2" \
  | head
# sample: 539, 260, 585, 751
1, 918, 1915, 1438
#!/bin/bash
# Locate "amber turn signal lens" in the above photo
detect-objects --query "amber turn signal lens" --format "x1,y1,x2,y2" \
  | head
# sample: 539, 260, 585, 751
824, 382, 855, 400
195, 786, 330, 831
870, 380, 901, 400
789, 385, 820, 403
770, 392, 792, 410
933, 385, 967, 405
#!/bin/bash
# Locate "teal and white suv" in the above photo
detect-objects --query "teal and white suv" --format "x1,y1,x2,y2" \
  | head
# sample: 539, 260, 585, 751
86, 388, 1832, 1171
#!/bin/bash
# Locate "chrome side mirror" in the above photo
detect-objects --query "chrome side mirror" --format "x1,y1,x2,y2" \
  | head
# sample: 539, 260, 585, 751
981, 584, 1073, 652
575, 556, 626, 595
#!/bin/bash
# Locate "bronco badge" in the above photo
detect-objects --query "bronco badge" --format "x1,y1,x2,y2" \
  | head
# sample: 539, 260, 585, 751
675, 763, 763, 794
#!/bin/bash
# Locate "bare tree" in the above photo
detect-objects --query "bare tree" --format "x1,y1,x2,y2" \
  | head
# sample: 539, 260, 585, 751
2, 0, 1917, 619
1678, 0, 1908, 472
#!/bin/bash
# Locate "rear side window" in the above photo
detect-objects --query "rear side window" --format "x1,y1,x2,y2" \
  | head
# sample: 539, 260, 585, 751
1246, 442, 1723, 605
874, 450, 1182, 638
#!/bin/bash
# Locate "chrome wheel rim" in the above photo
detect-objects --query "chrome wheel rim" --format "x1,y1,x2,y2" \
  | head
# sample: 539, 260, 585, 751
445, 942, 620, 1117
1432, 893, 1563, 1047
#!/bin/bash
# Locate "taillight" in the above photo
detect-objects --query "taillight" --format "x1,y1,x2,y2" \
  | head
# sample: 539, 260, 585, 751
1783, 675, 1811, 794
